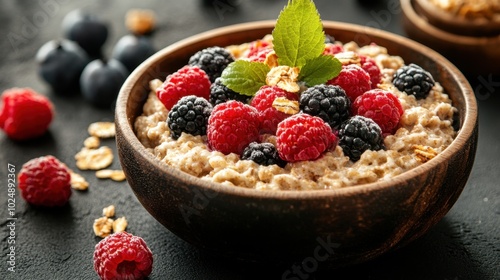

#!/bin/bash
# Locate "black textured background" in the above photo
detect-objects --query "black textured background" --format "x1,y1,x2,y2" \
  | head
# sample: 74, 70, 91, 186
0, 0, 499, 279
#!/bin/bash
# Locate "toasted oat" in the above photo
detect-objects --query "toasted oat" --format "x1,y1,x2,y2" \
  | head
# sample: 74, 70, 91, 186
149, 79, 163, 92
112, 217, 128, 233
88, 122, 116, 139
266, 66, 300, 93
70, 171, 89, 191
264, 51, 279, 68
413, 145, 438, 163
272, 97, 300, 115
93, 217, 114, 238
102, 205, 115, 218
125, 9, 156, 35
335, 51, 361, 65
95, 169, 126, 182
83, 136, 100, 149
75, 146, 114, 170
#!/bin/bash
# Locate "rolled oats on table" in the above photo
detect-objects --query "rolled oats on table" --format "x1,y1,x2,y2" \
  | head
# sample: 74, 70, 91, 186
93, 217, 114, 238
88, 122, 116, 139
75, 146, 114, 170
70, 170, 89, 191
95, 169, 127, 182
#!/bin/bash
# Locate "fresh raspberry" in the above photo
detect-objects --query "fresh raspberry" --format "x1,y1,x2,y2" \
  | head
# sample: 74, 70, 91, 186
276, 113, 337, 162
156, 66, 211, 110
93, 232, 153, 280
327, 64, 371, 102
322, 43, 344, 56
360, 55, 382, 89
18, 155, 71, 207
250, 85, 298, 134
248, 47, 273, 63
245, 39, 271, 59
0, 88, 54, 141
352, 89, 404, 135
207, 100, 260, 155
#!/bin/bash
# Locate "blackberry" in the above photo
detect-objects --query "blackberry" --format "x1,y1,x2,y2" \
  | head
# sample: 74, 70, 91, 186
241, 142, 286, 167
210, 77, 250, 106
338, 116, 384, 162
167, 95, 213, 139
188, 46, 234, 82
299, 84, 351, 129
393, 63, 435, 99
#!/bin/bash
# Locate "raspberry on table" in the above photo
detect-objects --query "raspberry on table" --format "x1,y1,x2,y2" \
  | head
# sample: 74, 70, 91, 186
167, 95, 213, 139
299, 84, 351, 130
276, 113, 337, 162
18, 155, 71, 207
0, 88, 54, 141
93, 232, 153, 280
352, 89, 404, 135
188, 46, 234, 82
209, 77, 250, 106
251, 85, 298, 134
338, 115, 384, 162
327, 64, 371, 102
360, 55, 382, 89
156, 66, 211, 110
393, 63, 435, 99
241, 142, 286, 167
207, 100, 261, 155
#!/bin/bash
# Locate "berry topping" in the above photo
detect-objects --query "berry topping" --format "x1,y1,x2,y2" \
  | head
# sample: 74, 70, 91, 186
338, 115, 384, 162
18, 155, 71, 207
111, 34, 156, 73
62, 9, 109, 56
241, 142, 286, 167
80, 59, 129, 108
209, 77, 250, 106
248, 47, 274, 63
167, 95, 213, 139
207, 100, 260, 155
276, 114, 337, 162
245, 39, 272, 59
251, 85, 298, 134
93, 232, 153, 280
36, 39, 90, 94
188, 46, 234, 82
299, 84, 351, 129
0, 88, 54, 140
156, 66, 211, 110
327, 64, 371, 102
323, 43, 344, 56
360, 55, 382, 89
352, 89, 404, 135
393, 63, 435, 99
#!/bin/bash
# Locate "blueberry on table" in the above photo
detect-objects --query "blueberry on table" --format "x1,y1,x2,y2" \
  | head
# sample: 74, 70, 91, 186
36, 39, 90, 94
80, 59, 129, 108
62, 9, 108, 56
111, 35, 155, 73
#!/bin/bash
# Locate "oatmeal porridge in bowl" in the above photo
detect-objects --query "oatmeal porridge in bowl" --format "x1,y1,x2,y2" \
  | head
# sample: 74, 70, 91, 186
115, 18, 477, 267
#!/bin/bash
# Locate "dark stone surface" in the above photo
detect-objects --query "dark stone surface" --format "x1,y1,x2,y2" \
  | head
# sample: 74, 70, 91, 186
0, 0, 498, 279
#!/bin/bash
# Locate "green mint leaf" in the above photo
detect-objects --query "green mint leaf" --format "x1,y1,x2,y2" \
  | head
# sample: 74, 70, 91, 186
299, 55, 342, 86
272, 0, 325, 68
220, 60, 269, 96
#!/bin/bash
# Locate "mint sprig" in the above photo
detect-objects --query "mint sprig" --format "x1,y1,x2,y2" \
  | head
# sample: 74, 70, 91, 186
272, 0, 325, 68
221, 0, 342, 96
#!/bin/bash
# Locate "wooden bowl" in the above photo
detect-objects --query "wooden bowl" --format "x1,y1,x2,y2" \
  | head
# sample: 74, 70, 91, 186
402, 0, 500, 76
414, 0, 500, 37
115, 20, 478, 268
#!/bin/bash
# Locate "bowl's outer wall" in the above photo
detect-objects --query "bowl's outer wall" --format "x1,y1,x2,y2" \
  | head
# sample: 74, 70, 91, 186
116, 21, 478, 267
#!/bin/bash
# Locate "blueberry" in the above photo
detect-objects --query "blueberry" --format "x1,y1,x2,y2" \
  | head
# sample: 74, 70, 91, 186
111, 35, 155, 73
62, 10, 108, 56
80, 59, 129, 108
36, 39, 90, 94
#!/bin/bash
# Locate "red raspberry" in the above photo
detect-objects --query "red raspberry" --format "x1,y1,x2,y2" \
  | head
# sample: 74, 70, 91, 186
248, 48, 273, 63
18, 155, 71, 207
245, 39, 271, 59
207, 100, 260, 155
156, 66, 211, 110
0, 88, 54, 141
323, 43, 344, 56
327, 64, 371, 102
250, 85, 298, 134
360, 55, 382, 89
93, 232, 153, 280
276, 114, 337, 162
352, 89, 404, 135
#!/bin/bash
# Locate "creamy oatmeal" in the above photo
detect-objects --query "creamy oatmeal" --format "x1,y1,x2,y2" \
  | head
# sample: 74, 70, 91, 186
134, 40, 457, 191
